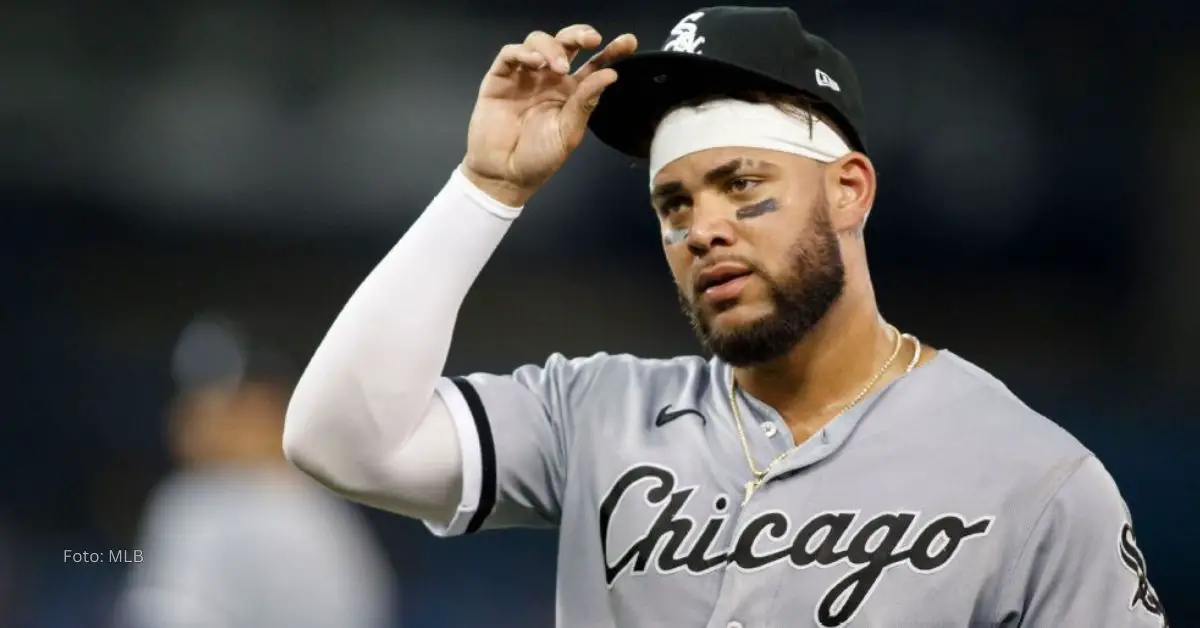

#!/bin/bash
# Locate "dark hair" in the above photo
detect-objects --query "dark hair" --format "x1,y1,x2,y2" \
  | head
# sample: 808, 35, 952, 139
635, 88, 852, 158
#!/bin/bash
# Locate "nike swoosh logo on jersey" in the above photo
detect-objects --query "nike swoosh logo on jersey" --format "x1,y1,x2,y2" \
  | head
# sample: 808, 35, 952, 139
655, 405, 706, 427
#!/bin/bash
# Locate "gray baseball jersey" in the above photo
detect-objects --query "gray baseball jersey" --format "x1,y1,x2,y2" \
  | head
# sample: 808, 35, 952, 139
118, 468, 397, 628
428, 350, 1167, 627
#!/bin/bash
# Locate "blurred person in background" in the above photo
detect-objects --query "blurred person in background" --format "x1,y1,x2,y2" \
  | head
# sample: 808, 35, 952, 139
113, 315, 398, 628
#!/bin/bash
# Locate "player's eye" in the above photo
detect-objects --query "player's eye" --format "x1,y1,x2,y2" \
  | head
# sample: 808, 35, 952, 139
727, 177, 759, 193
659, 196, 688, 215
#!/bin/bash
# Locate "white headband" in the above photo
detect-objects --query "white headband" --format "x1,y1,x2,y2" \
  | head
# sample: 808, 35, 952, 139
648, 99, 852, 186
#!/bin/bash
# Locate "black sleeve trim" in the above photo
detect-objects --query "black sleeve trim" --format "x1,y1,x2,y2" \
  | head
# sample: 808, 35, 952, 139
451, 376, 497, 534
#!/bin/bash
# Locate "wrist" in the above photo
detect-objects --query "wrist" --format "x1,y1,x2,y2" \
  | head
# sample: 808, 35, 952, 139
457, 165, 534, 208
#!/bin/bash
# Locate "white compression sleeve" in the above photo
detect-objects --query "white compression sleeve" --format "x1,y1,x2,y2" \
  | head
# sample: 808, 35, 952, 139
283, 166, 521, 524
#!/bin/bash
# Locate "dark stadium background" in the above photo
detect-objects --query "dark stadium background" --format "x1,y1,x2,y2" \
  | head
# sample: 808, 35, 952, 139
2, 1, 1196, 626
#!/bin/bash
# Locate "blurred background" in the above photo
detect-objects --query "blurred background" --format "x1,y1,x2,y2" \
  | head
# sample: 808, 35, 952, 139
2, 1, 1197, 626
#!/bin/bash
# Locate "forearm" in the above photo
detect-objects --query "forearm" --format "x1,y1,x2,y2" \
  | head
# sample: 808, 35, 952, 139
283, 165, 521, 516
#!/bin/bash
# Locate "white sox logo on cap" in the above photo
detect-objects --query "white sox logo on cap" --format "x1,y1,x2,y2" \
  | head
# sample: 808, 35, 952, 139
662, 12, 706, 54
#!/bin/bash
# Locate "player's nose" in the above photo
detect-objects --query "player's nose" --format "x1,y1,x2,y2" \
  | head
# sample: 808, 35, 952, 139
685, 199, 739, 256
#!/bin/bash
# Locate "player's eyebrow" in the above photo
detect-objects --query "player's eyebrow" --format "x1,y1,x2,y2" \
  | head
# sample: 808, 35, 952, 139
652, 159, 744, 203
701, 158, 745, 185
652, 158, 781, 202
705, 158, 780, 181
654, 159, 744, 199
650, 181, 684, 204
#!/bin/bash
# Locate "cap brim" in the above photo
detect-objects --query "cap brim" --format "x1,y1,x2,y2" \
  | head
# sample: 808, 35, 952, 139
587, 51, 800, 160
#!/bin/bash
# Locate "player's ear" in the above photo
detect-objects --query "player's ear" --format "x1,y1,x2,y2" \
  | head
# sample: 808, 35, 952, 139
825, 152, 875, 233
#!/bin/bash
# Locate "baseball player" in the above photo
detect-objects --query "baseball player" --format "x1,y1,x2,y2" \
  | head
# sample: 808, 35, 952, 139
284, 6, 1168, 627
117, 316, 397, 628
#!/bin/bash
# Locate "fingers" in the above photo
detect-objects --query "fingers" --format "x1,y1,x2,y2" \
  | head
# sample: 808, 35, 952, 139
520, 31, 561, 74
572, 68, 620, 112
573, 33, 638, 81
490, 25, 622, 81
554, 24, 603, 64
561, 68, 620, 138
491, 25, 606, 79
524, 28, 593, 75
492, 43, 550, 77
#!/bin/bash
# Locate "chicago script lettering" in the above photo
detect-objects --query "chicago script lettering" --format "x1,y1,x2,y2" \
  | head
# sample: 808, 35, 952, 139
600, 464, 731, 584
599, 464, 995, 627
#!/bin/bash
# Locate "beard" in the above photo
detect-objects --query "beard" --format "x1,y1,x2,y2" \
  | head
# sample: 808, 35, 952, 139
678, 203, 846, 367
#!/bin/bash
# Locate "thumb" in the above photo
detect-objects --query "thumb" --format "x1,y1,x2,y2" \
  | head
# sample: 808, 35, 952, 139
559, 68, 619, 147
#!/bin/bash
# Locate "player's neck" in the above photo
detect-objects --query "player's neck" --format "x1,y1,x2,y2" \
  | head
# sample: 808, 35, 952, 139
732, 290, 895, 432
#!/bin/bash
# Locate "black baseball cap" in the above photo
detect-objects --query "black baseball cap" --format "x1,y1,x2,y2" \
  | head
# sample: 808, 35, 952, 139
588, 6, 867, 160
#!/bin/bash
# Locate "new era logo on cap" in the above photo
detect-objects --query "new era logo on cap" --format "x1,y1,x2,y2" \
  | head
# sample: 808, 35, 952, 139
814, 69, 840, 92
662, 11, 706, 54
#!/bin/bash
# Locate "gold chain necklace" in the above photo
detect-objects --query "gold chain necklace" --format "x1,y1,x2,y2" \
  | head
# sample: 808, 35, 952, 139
731, 325, 921, 505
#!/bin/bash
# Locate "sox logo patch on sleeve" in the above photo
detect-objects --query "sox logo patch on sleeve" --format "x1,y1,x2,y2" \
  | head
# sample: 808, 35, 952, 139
1119, 522, 1166, 620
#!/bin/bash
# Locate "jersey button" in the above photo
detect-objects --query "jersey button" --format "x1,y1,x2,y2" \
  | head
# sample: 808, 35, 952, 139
760, 422, 778, 438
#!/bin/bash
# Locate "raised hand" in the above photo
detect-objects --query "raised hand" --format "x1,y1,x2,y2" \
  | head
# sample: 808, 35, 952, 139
461, 24, 638, 207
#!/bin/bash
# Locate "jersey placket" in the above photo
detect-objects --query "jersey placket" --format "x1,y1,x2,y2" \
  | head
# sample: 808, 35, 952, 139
703, 366, 899, 627
736, 389, 859, 490
703, 392, 832, 628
